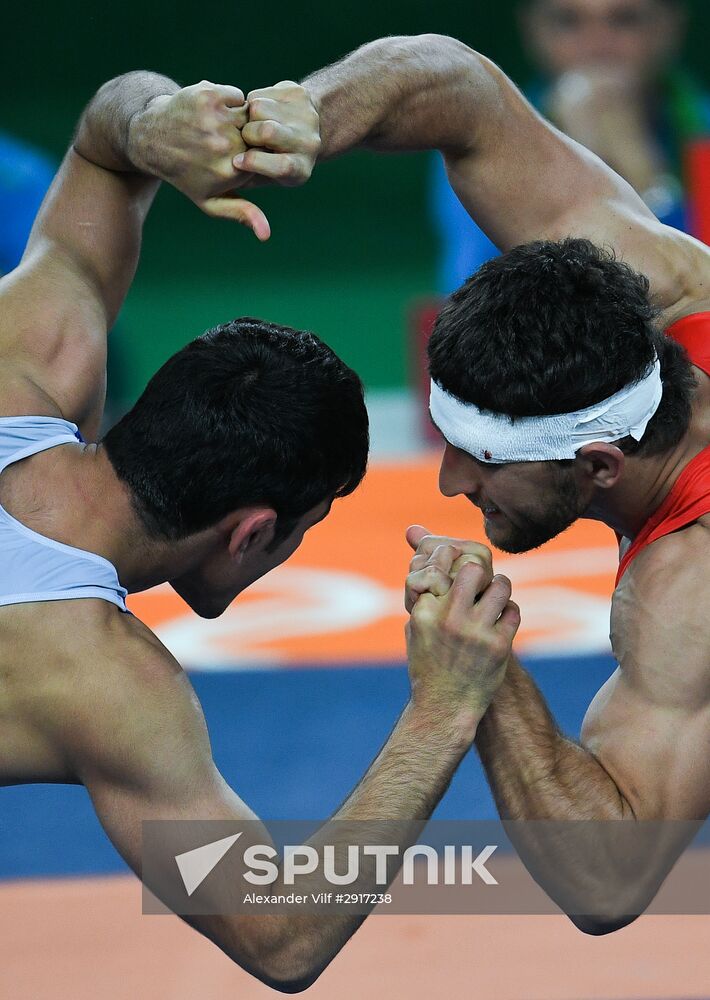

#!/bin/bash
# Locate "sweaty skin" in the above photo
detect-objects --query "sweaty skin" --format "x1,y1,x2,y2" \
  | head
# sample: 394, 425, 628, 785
236, 34, 710, 931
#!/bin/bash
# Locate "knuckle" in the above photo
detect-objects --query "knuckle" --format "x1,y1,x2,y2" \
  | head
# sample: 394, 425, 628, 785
487, 632, 510, 657
242, 150, 259, 171
410, 603, 425, 626
457, 554, 481, 568
249, 97, 272, 118
214, 163, 235, 183
196, 87, 216, 109
240, 123, 257, 145
440, 615, 462, 640
305, 134, 321, 157
206, 134, 231, 156
411, 594, 435, 622
279, 155, 300, 181
431, 543, 455, 562
260, 120, 278, 143
417, 535, 438, 557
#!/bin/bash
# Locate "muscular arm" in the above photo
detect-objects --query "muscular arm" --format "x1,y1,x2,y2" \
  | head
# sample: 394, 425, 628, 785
475, 524, 710, 932
0, 73, 176, 437
242, 34, 710, 319
0, 72, 266, 440
404, 525, 710, 932
45, 566, 517, 992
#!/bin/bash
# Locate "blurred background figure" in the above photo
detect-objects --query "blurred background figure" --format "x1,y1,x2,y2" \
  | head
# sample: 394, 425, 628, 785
432, 0, 710, 293
0, 130, 55, 275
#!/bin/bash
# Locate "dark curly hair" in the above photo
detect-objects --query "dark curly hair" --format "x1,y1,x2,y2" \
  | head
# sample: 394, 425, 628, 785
102, 317, 369, 544
428, 238, 695, 458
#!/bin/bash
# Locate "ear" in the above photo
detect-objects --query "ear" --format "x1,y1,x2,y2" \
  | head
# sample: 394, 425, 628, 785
221, 507, 278, 561
576, 443, 626, 489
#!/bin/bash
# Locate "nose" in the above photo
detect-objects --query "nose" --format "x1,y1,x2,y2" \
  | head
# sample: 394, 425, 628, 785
438, 442, 483, 498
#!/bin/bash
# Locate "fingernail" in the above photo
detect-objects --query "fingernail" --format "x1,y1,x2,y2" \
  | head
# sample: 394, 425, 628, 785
233, 154, 245, 167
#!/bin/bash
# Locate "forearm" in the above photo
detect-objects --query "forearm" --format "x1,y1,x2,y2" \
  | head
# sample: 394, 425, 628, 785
303, 34, 496, 160
73, 71, 179, 175
22, 73, 181, 322
477, 656, 628, 822
233, 701, 475, 990
476, 657, 681, 932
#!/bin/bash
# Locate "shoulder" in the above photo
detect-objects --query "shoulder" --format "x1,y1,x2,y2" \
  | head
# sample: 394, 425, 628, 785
613, 519, 710, 623
18, 600, 207, 771
615, 518, 710, 600
611, 520, 710, 702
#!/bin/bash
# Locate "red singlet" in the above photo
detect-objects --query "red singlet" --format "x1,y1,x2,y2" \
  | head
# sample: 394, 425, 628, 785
615, 312, 710, 585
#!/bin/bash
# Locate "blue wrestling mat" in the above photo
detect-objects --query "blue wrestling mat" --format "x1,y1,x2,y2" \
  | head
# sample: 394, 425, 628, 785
0, 653, 618, 879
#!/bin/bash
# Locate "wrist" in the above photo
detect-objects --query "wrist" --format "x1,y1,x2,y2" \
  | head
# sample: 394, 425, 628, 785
126, 94, 172, 177
403, 697, 482, 753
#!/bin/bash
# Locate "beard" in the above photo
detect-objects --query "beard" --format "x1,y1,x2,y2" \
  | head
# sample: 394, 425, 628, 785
483, 464, 584, 554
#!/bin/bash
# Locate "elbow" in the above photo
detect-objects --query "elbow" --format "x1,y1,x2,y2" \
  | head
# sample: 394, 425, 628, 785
257, 973, 321, 995
227, 925, 329, 994
409, 33, 488, 65
252, 957, 325, 995
568, 911, 640, 937
256, 947, 325, 995
370, 32, 481, 65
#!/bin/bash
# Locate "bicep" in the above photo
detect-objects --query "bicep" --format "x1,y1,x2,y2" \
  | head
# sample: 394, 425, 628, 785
0, 149, 157, 432
444, 58, 710, 313
75, 666, 258, 874
582, 534, 710, 820
72, 651, 274, 970
582, 669, 710, 821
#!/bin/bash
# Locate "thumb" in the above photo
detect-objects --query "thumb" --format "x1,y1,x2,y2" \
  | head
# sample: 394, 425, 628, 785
406, 524, 431, 551
202, 196, 271, 241
496, 600, 522, 644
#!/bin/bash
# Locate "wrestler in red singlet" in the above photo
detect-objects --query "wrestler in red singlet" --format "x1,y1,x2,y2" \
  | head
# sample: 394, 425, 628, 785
616, 313, 710, 584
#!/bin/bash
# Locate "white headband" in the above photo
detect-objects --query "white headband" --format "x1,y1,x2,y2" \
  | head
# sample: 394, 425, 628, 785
429, 356, 663, 463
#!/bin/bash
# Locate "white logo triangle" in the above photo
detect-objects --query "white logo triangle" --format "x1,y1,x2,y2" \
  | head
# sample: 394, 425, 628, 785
175, 832, 243, 896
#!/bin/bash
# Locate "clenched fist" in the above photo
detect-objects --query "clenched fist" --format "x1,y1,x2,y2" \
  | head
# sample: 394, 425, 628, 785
128, 81, 271, 239
404, 524, 520, 726
234, 81, 321, 188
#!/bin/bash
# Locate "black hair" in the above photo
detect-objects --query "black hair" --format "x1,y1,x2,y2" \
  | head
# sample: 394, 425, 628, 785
102, 317, 369, 544
428, 238, 695, 458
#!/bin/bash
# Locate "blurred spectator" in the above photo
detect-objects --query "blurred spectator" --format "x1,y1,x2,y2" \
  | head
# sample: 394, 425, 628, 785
432, 0, 710, 292
0, 130, 55, 274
